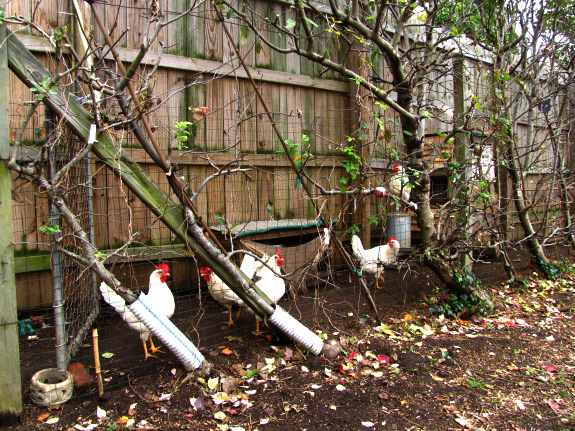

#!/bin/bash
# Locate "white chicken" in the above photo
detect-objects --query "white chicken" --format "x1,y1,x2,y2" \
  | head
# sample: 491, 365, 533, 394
200, 250, 285, 333
199, 251, 264, 326
388, 163, 412, 211
252, 249, 285, 334
351, 235, 400, 289
100, 263, 174, 360
200, 267, 244, 327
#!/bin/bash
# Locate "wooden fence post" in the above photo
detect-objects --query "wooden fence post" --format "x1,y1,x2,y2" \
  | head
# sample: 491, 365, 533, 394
0, 0, 24, 422
453, 57, 472, 269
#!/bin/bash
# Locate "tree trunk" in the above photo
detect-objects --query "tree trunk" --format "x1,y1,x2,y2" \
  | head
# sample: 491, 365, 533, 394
399, 90, 489, 302
504, 137, 549, 267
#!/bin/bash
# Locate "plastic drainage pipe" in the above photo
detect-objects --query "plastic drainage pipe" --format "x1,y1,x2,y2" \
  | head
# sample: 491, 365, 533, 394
127, 294, 204, 371
268, 306, 324, 355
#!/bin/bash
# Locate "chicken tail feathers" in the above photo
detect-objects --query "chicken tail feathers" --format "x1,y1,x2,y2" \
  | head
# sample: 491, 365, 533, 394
99, 282, 128, 315
351, 235, 364, 256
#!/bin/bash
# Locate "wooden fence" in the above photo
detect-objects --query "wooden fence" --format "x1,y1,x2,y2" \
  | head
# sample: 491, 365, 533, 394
7, 0, 572, 310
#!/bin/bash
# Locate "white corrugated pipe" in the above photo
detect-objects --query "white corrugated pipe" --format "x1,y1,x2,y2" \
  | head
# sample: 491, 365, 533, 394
127, 294, 205, 371
268, 305, 325, 355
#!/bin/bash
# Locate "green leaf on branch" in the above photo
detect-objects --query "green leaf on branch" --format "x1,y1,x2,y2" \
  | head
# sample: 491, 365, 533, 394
214, 214, 226, 225
304, 17, 318, 28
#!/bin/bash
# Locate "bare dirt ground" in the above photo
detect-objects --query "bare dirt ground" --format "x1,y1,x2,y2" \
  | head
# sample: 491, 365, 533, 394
5, 257, 575, 431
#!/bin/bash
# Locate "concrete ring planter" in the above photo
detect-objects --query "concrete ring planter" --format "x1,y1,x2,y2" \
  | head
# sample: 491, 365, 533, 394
30, 368, 74, 406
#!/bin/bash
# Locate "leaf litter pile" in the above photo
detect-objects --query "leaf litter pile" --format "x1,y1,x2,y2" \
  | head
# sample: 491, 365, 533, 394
14, 269, 575, 430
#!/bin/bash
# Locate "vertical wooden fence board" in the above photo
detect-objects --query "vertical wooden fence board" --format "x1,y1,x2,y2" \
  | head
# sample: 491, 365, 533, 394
222, 77, 240, 149
239, 80, 257, 153
205, 78, 224, 151
148, 164, 174, 244
204, 1, 222, 61
207, 169, 225, 226
285, 6, 300, 75
257, 168, 275, 220
127, 0, 146, 50
187, 0, 205, 58
255, 83, 274, 153
268, 2, 286, 73
165, 0, 187, 56
254, 1, 271, 68
11, 177, 39, 254
237, 0, 256, 67
224, 170, 253, 225
314, 89, 331, 154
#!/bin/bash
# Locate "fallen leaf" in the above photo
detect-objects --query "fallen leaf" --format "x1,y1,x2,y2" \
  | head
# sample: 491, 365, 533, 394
128, 403, 137, 415
454, 416, 471, 428
378, 355, 390, 365
37, 412, 50, 422
301, 366, 309, 373
222, 348, 234, 355
336, 384, 346, 391
214, 411, 227, 421
431, 374, 444, 381
213, 393, 231, 405
207, 377, 219, 391
191, 396, 206, 412
222, 377, 238, 394
74, 424, 98, 430
547, 399, 561, 413
515, 399, 526, 410
542, 365, 557, 373
101, 352, 114, 358
362, 421, 375, 427
260, 418, 269, 425
96, 406, 106, 419
159, 393, 172, 401
45, 417, 60, 424
118, 416, 129, 424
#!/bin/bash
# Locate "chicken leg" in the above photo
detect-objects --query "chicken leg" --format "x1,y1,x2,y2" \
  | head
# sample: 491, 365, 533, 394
148, 336, 164, 356
225, 307, 235, 327
142, 339, 157, 360
255, 316, 271, 335
375, 275, 385, 289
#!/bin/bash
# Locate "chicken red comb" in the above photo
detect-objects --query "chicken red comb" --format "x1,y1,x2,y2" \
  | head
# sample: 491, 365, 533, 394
276, 248, 282, 257
393, 163, 402, 170
389, 236, 396, 242
199, 267, 211, 275
155, 263, 170, 272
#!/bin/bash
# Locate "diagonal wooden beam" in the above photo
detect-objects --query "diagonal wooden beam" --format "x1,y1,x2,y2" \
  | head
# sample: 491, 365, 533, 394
5, 31, 271, 318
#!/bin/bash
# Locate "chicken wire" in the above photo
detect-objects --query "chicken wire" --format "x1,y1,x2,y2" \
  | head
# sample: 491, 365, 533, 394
7, 0, 542, 396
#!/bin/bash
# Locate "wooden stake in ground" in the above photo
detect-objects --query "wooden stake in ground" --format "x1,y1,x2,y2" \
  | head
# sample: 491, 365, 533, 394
92, 329, 104, 398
